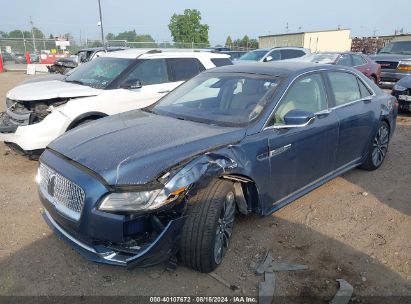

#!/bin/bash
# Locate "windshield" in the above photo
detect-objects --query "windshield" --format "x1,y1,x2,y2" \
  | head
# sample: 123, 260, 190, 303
238, 50, 268, 61
379, 41, 411, 55
65, 57, 133, 89
300, 53, 339, 64
151, 73, 280, 127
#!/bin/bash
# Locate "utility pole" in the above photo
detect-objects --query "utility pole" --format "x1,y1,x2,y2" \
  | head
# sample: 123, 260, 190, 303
20, 30, 27, 53
97, 0, 105, 49
29, 16, 37, 52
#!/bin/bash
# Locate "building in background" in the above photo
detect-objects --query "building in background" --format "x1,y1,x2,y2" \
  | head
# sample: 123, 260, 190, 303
259, 29, 352, 52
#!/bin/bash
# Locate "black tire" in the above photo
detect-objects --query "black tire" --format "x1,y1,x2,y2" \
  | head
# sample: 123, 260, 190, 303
360, 121, 390, 171
180, 180, 236, 273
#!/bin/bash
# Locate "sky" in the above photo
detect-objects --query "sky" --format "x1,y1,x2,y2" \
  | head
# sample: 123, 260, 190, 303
1, 0, 410, 45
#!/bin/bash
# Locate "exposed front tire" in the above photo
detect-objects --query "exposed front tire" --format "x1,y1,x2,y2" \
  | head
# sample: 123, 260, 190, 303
180, 180, 236, 273
360, 121, 390, 171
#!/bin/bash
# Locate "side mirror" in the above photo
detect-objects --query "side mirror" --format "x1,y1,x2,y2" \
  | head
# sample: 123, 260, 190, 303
121, 80, 142, 90
264, 56, 273, 62
283, 109, 315, 126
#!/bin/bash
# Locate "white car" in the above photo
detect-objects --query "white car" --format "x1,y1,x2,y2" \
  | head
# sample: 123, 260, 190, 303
236, 47, 310, 63
0, 49, 232, 157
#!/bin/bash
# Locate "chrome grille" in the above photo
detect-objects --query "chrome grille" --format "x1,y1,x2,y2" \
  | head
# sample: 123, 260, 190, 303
38, 162, 85, 221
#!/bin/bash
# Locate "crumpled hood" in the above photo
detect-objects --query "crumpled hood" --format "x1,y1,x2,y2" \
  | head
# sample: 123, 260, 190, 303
370, 54, 411, 62
6, 80, 102, 101
48, 110, 246, 186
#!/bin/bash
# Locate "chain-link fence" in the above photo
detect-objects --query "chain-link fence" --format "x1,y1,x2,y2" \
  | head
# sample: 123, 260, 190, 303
0, 38, 232, 71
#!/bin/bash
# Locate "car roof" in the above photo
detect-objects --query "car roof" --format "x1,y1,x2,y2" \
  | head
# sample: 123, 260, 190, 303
78, 47, 125, 52
102, 48, 230, 59
205, 61, 332, 77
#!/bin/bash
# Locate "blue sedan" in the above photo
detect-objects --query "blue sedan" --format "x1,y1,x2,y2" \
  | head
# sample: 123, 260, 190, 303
37, 62, 398, 273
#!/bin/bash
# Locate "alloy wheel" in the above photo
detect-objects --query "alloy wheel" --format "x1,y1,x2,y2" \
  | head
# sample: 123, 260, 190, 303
214, 191, 235, 265
371, 124, 389, 167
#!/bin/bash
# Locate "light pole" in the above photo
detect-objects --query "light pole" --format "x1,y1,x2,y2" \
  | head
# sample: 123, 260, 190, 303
20, 30, 27, 53
30, 16, 37, 52
97, 0, 105, 49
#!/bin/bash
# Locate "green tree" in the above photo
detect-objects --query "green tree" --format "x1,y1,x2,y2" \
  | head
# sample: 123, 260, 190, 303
116, 30, 137, 41
242, 35, 250, 48
225, 36, 233, 47
105, 33, 116, 40
249, 38, 258, 49
135, 34, 155, 42
168, 9, 209, 44
32, 27, 44, 39
0, 31, 8, 38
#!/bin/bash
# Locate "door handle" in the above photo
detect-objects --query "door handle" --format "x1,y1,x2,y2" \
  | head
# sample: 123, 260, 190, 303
158, 89, 170, 94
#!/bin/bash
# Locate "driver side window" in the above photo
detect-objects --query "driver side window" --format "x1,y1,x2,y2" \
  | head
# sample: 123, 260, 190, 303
273, 73, 328, 125
124, 59, 169, 86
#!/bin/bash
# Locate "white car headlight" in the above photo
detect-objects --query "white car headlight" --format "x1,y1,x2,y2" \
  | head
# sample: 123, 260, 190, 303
99, 189, 169, 212
394, 84, 407, 91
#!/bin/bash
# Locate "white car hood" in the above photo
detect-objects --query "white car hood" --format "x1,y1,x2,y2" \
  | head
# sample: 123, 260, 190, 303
6, 80, 102, 101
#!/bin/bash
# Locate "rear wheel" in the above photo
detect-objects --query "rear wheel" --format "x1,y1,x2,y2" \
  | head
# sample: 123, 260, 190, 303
180, 180, 235, 273
360, 121, 390, 170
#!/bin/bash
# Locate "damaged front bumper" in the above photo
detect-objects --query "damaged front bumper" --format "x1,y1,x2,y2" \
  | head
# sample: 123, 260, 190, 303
43, 209, 186, 268
0, 110, 71, 152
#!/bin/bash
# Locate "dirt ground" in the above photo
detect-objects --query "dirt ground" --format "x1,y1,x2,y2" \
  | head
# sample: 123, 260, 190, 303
0, 72, 410, 302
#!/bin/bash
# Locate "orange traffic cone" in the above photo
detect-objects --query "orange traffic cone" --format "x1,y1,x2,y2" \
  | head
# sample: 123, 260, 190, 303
0, 54, 3, 73
25, 52, 31, 64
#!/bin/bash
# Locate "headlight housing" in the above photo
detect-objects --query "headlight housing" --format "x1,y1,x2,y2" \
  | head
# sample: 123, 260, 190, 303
393, 83, 407, 91
98, 187, 187, 213
397, 60, 411, 71
99, 189, 169, 213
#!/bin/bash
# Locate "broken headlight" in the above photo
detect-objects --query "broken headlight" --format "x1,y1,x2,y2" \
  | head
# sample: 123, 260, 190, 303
98, 187, 186, 213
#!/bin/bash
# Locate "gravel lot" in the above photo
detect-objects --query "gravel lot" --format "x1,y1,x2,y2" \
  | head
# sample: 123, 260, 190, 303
0, 72, 410, 301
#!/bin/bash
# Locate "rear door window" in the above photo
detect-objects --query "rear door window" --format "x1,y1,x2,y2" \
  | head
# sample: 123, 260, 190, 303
169, 58, 205, 82
358, 78, 372, 98
328, 72, 361, 105
280, 49, 306, 60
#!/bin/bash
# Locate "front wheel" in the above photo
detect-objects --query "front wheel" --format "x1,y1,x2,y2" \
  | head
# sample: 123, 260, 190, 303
360, 121, 390, 171
180, 180, 236, 273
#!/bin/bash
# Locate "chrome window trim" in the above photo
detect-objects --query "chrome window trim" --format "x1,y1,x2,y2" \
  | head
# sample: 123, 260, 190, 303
262, 68, 376, 131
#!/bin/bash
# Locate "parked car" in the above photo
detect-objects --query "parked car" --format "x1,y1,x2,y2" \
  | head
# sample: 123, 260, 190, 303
220, 50, 247, 61
76, 47, 127, 63
237, 47, 309, 63
0, 49, 232, 157
47, 57, 78, 74
14, 53, 26, 64
1, 51, 13, 62
38, 62, 397, 272
30, 53, 40, 63
391, 75, 411, 111
370, 41, 411, 86
290, 52, 381, 84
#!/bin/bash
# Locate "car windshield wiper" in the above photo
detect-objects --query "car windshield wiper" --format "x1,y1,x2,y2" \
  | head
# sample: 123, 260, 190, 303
65, 79, 85, 85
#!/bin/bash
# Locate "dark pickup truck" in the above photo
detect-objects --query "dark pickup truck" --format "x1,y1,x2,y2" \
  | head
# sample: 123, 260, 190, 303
370, 41, 411, 86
